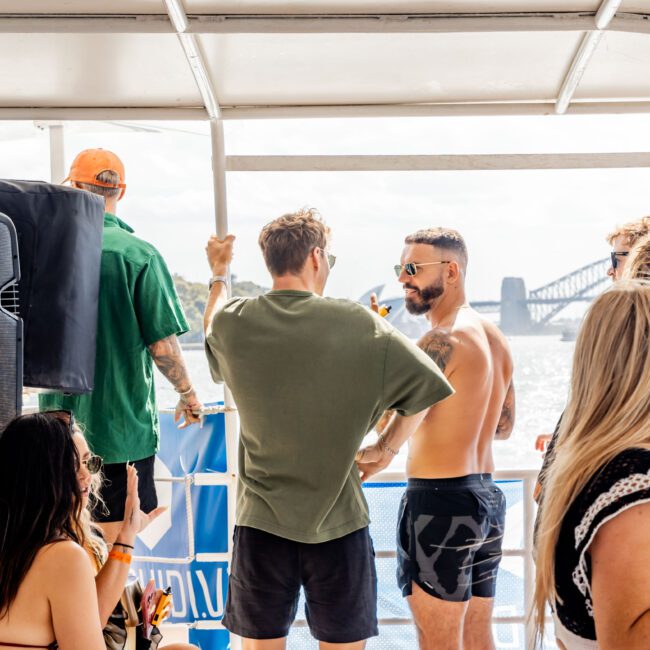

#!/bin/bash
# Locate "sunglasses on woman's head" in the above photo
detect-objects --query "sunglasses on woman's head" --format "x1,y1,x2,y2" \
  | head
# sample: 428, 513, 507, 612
43, 409, 75, 430
394, 261, 450, 277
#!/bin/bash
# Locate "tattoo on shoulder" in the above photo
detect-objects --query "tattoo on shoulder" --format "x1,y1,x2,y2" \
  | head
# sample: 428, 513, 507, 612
418, 330, 453, 373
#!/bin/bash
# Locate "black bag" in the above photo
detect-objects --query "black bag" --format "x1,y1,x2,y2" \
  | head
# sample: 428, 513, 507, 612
0, 180, 104, 393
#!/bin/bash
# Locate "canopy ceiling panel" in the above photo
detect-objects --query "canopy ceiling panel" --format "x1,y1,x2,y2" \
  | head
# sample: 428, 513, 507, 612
199, 32, 582, 105
575, 31, 650, 99
620, 1, 650, 10
0, 33, 202, 107
0, 2, 649, 117
0, 1, 165, 13
184, 1, 603, 13
1, 1, 614, 14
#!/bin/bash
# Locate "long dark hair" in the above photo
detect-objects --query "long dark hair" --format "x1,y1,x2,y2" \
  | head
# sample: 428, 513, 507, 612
0, 413, 84, 617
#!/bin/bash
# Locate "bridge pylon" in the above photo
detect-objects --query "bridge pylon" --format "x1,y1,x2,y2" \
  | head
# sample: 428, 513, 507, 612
500, 277, 532, 334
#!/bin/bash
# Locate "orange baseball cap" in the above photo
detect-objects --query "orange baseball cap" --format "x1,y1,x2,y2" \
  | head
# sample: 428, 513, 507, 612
64, 148, 126, 200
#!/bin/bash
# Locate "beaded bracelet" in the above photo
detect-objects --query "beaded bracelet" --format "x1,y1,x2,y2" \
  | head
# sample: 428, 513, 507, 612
108, 550, 132, 565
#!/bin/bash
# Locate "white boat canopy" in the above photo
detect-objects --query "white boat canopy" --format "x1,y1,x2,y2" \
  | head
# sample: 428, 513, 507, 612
1, 0, 650, 121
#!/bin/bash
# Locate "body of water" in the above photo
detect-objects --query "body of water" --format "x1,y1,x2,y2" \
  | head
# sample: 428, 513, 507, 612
158, 334, 575, 471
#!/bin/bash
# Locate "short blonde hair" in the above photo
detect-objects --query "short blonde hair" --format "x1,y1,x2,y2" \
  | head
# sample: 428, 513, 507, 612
606, 216, 650, 247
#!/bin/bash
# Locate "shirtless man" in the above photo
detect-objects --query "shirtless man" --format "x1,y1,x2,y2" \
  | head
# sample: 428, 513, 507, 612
358, 227, 514, 650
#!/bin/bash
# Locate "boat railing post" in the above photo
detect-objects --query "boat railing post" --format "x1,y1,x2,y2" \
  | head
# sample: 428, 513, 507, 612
523, 472, 536, 649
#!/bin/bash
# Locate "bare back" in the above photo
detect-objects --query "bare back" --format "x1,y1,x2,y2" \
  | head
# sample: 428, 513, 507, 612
407, 307, 514, 478
0, 545, 60, 649
0, 541, 104, 650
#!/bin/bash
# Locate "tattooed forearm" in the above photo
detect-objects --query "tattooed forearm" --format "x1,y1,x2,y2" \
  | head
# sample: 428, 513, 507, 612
495, 380, 515, 440
418, 329, 453, 373
148, 335, 191, 391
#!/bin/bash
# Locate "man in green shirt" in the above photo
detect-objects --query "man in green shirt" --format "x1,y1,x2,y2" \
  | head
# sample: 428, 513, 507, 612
40, 148, 202, 544
204, 208, 453, 649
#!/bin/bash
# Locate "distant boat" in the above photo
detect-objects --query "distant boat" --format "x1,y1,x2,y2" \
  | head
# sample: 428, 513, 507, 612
561, 327, 578, 342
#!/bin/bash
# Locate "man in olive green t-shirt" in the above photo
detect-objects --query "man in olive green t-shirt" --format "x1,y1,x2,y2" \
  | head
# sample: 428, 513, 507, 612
40, 148, 202, 544
203, 208, 453, 648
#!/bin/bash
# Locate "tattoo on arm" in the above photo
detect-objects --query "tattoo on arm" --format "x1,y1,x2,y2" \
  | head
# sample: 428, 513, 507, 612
148, 335, 191, 392
418, 330, 453, 373
496, 379, 515, 439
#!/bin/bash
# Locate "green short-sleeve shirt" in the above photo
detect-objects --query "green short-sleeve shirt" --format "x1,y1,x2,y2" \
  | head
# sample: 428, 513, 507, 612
204, 290, 453, 543
40, 213, 188, 463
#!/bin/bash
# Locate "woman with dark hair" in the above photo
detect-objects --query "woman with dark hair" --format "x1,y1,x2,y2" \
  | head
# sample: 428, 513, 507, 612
0, 412, 105, 650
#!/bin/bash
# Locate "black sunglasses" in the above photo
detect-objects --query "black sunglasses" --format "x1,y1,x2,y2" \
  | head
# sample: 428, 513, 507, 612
610, 251, 629, 270
394, 261, 450, 277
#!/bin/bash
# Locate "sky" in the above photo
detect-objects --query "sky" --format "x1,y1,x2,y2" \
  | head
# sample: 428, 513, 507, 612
1, 114, 650, 310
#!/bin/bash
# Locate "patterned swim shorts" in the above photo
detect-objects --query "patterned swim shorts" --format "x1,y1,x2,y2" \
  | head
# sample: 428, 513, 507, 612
397, 474, 506, 602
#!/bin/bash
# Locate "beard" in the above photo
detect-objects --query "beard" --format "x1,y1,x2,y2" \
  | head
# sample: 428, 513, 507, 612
404, 279, 444, 315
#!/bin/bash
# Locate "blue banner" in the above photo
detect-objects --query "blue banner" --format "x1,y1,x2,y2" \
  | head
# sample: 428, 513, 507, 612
133, 407, 231, 650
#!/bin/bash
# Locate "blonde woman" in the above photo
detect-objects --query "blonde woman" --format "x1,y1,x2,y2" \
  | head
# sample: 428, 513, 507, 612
533, 281, 650, 649
72, 427, 198, 650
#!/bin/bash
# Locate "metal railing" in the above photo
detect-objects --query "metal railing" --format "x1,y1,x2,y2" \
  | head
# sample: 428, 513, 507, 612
290, 468, 539, 647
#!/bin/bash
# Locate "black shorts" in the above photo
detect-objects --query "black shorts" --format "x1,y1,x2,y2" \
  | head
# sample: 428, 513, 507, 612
397, 474, 506, 602
222, 525, 378, 642
92, 455, 158, 523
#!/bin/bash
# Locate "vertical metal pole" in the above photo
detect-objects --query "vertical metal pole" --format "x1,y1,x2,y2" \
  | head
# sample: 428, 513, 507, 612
210, 118, 242, 650
210, 118, 238, 476
48, 124, 65, 183
523, 475, 536, 649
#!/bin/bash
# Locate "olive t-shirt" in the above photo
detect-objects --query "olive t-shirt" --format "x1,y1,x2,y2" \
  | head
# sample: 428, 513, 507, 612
204, 290, 453, 543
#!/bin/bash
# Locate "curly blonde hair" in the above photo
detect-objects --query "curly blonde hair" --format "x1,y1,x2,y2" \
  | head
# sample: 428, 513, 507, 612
606, 216, 650, 247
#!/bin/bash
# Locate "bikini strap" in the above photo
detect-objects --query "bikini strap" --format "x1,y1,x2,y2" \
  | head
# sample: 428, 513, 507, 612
0, 642, 57, 648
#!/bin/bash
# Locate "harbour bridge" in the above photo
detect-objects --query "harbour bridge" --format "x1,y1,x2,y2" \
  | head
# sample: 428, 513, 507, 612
471, 257, 611, 333
364, 258, 611, 337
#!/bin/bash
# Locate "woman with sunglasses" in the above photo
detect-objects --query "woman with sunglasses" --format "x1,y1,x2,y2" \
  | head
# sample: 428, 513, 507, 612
0, 412, 106, 649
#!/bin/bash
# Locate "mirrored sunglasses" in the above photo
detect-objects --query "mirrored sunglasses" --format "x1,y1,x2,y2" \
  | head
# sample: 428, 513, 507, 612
82, 454, 103, 474
393, 261, 450, 277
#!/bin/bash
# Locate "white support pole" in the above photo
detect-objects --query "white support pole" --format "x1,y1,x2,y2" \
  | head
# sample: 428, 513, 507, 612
48, 124, 65, 184
210, 117, 242, 650
555, 0, 624, 114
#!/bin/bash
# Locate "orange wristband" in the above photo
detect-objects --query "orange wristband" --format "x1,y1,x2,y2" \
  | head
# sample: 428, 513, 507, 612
108, 550, 132, 565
